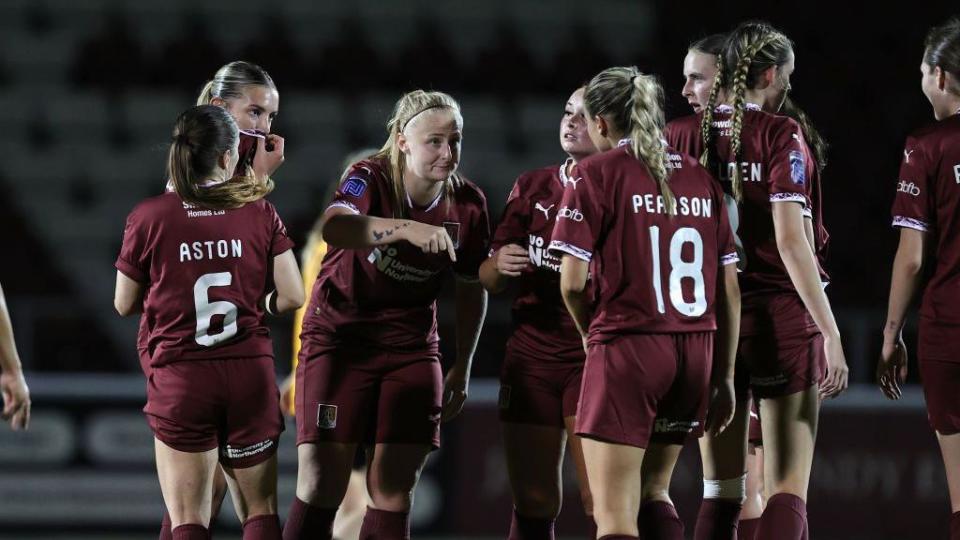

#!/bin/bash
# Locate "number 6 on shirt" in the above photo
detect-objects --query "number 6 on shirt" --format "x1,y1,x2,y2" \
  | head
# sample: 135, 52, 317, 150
649, 226, 706, 317
193, 272, 239, 346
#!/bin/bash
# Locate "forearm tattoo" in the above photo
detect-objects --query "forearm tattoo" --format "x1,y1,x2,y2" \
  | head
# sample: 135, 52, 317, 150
372, 222, 410, 242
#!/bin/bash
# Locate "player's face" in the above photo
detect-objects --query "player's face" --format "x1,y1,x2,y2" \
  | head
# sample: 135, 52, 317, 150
560, 88, 598, 160
682, 51, 718, 113
220, 85, 280, 133
401, 108, 463, 183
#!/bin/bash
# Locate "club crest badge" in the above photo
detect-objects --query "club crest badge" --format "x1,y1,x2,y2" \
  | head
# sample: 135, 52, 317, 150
317, 404, 338, 429
443, 222, 461, 249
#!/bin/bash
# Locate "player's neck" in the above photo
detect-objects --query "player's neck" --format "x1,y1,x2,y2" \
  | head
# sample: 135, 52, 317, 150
565, 153, 588, 167
602, 128, 627, 150
721, 89, 765, 111
403, 173, 444, 207
948, 96, 960, 117
745, 89, 766, 109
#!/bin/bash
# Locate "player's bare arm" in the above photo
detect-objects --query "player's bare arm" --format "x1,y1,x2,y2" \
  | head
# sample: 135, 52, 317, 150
772, 201, 848, 398
878, 228, 927, 400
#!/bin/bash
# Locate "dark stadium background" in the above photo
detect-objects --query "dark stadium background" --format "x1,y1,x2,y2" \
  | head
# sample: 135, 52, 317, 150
0, 0, 956, 538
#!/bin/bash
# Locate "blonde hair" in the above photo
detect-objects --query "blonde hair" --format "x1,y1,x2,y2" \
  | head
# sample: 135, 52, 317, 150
372, 90, 463, 218
168, 105, 273, 210
700, 22, 793, 201
196, 61, 276, 106
583, 66, 674, 213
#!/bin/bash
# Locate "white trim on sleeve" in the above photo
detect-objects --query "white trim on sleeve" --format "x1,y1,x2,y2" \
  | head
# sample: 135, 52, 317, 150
548, 240, 593, 262
892, 216, 929, 232
721, 253, 740, 266
327, 201, 361, 214
769, 193, 807, 204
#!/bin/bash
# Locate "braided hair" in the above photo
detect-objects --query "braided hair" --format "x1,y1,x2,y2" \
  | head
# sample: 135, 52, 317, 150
699, 22, 793, 201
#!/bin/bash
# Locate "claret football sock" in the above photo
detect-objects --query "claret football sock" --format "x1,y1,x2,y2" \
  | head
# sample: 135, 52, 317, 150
756, 493, 806, 540
358, 507, 411, 540
637, 501, 685, 540
282, 497, 336, 540
694, 498, 743, 540
243, 513, 281, 540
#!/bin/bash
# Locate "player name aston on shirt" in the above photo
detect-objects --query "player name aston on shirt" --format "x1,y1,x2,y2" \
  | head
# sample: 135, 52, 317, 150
179, 239, 243, 262
632, 194, 714, 218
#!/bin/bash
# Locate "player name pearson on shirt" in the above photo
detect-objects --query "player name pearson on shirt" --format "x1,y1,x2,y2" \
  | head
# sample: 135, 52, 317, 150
179, 239, 243, 262
631, 193, 713, 218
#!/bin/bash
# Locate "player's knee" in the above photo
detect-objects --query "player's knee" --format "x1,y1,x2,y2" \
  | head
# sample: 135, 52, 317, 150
514, 485, 561, 518
294, 462, 334, 505
640, 482, 671, 504
169, 509, 209, 529
241, 498, 278, 522
764, 480, 807, 502
367, 487, 413, 513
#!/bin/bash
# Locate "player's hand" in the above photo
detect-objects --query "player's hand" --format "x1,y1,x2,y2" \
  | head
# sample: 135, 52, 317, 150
705, 377, 736, 435
1, 370, 30, 431
252, 133, 285, 181
402, 222, 457, 262
877, 337, 908, 400
819, 335, 849, 399
493, 244, 530, 277
441, 364, 469, 422
279, 373, 295, 416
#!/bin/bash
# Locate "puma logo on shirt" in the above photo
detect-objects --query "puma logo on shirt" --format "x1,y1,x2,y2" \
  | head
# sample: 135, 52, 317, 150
535, 202, 555, 220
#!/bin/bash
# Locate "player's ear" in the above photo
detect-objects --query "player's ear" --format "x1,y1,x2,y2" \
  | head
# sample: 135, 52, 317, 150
218, 149, 232, 171
757, 65, 776, 90
935, 66, 947, 92
396, 132, 410, 155
595, 115, 609, 138
210, 96, 226, 108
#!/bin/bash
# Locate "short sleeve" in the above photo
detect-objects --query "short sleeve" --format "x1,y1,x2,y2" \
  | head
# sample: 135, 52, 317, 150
548, 164, 604, 262
115, 207, 150, 283
453, 193, 492, 281
767, 120, 810, 207
266, 201, 296, 256
488, 177, 530, 256
891, 135, 933, 232
326, 162, 380, 216
714, 182, 740, 266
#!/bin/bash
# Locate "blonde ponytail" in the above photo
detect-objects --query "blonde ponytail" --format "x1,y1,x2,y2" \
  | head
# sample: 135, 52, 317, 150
584, 67, 674, 214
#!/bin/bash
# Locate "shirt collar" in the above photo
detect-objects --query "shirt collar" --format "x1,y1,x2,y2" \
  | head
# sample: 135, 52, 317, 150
405, 189, 442, 212
165, 177, 228, 192
559, 157, 575, 187
714, 102, 762, 113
